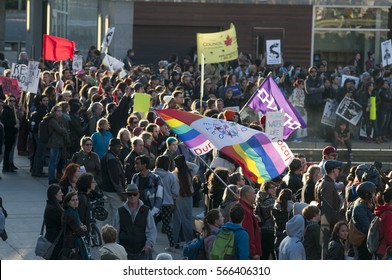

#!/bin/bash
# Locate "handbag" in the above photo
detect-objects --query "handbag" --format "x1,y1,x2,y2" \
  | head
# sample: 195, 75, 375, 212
35, 221, 62, 259
348, 219, 366, 247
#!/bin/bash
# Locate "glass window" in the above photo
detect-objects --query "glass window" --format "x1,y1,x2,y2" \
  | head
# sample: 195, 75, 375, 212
315, 7, 389, 29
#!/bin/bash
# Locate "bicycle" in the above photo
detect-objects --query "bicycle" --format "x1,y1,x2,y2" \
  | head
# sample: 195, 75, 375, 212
86, 197, 108, 248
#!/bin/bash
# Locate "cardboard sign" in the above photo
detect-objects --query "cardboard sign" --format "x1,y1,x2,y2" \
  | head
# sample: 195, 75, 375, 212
265, 111, 284, 139
266, 39, 282, 65
11, 63, 28, 91
25, 61, 41, 93
72, 55, 83, 74
321, 100, 338, 127
0, 76, 20, 97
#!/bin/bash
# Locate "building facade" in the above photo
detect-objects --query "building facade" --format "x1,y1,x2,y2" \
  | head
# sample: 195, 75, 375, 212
23, 0, 391, 69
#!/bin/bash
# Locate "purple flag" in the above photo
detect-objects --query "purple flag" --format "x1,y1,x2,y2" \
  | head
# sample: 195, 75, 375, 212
247, 76, 306, 140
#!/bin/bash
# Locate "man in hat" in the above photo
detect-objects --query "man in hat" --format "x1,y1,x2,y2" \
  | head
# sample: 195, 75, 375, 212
114, 183, 157, 260
314, 159, 342, 259
101, 138, 126, 226
318, 145, 338, 175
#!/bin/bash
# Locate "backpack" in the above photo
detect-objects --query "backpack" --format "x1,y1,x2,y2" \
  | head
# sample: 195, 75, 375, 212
38, 115, 52, 144
367, 210, 391, 254
183, 235, 206, 260
210, 228, 235, 260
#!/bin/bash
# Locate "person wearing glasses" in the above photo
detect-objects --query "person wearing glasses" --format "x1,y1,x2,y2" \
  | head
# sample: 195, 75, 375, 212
314, 160, 342, 260
0, 95, 19, 173
114, 183, 157, 260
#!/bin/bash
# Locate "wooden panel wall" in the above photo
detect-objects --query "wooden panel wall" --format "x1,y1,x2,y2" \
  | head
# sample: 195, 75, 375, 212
133, 2, 313, 67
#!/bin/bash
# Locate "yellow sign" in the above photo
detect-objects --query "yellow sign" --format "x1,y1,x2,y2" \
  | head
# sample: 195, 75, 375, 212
133, 93, 151, 118
197, 23, 238, 65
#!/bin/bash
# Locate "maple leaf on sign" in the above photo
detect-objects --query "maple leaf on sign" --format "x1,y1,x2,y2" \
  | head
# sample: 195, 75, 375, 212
224, 35, 232, 46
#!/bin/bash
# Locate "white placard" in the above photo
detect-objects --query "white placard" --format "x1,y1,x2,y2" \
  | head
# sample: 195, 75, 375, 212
341, 74, 360, 89
321, 100, 338, 127
101, 27, 115, 53
10, 63, 28, 91
381, 39, 392, 68
25, 61, 41, 93
265, 111, 284, 139
336, 96, 363, 126
102, 54, 124, 72
266, 39, 281, 65
72, 55, 83, 74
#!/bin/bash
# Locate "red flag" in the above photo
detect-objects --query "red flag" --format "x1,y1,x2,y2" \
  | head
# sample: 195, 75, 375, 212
43, 34, 75, 61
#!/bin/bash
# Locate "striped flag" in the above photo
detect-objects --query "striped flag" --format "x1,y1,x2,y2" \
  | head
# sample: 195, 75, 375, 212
156, 109, 294, 184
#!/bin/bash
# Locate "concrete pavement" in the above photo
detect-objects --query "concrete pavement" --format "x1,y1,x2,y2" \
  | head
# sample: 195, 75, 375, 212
0, 152, 203, 260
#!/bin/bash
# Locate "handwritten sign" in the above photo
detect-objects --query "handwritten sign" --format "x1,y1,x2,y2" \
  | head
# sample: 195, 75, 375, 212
26, 61, 41, 93
0, 76, 20, 97
11, 63, 28, 91
265, 111, 284, 139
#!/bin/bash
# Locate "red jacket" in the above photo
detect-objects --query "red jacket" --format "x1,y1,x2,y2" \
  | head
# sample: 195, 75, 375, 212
374, 203, 392, 256
238, 199, 262, 258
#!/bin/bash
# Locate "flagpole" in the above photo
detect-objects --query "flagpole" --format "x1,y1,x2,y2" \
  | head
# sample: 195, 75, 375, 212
199, 53, 205, 114
239, 71, 273, 114
196, 154, 238, 199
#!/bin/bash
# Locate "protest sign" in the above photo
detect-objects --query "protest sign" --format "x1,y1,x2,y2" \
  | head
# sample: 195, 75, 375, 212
25, 61, 41, 93
265, 111, 284, 139
133, 93, 151, 118
72, 55, 83, 74
341, 74, 359, 88
266, 40, 282, 65
101, 27, 115, 53
321, 100, 338, 127
381, 39, 392, 67
102, 54, 124, 72
11, 63, 28, 91
0, 76, 20, 97
336, 97, 362, 126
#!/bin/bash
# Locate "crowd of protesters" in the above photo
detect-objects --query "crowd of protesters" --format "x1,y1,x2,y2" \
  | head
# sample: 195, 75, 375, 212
0, 46, 392, 260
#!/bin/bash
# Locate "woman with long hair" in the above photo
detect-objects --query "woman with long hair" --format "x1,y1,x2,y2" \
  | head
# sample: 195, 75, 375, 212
219, 184, 239, 223
61, 192, 88, 260
172, 155, 199, 248
76, 173, 97, 233
271, 188, 294, 259
301, 164, 322, 203
59, 163, 81, 196
326, 220, 349, 260
202, 209, 224, 259
44, 184, 64, 259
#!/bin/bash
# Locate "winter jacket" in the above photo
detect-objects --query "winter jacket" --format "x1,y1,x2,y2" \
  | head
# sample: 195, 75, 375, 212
238, 199, 262, 258
219, 222, 249, 260
153, 168, 179, 206
303, 220, 321, 259
278, 214, 306, 260
374, 203, 392, 256
255, 190, 275, 232
91, 130, 113, 159
326, 239, 345, 260
47, 113, 69, 148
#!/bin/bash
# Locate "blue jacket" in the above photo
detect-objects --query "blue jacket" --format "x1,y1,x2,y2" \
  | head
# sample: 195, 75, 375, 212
92, 130, 113, 159
220, 222, 249, 260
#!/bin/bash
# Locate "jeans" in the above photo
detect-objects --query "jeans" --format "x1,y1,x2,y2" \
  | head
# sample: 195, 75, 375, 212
48, 148, 61, 182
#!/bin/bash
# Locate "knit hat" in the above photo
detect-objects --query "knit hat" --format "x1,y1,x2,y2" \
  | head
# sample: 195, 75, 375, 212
223, 110, 235, 121
166, 137, 177, 146
155, 117, 166, 127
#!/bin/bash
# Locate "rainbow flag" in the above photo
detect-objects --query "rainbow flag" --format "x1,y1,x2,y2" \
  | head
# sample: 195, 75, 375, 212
156, 110, 294, 184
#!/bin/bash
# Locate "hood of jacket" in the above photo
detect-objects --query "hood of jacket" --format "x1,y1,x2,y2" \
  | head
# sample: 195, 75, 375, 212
285, 214, 305, 239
